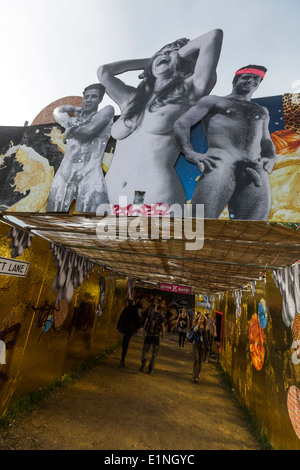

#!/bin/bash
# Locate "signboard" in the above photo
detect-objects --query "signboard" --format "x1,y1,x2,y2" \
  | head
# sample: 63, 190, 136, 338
0, 257, 29, 277
195, 294, 211, 308
0, 30, 299, 223
195, 294, 211, 314
159, 283, 191, 295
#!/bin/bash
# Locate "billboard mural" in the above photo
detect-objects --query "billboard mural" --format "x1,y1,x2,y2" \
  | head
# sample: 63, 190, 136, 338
0, 28, 299, 222
46, 84, 114, 213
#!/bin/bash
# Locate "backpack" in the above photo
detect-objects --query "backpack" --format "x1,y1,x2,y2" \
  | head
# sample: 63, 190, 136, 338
186, 327, 195, 343
146, 311, 161, 336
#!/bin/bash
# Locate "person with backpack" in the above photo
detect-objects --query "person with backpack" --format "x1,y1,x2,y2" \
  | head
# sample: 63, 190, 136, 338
140, 304, 165, 375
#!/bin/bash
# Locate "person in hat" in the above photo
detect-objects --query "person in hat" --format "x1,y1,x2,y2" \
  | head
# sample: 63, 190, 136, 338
174, 65, 276, 220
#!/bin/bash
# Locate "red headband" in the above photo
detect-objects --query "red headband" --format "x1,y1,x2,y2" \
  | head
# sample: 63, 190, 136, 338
235, 68, 266, 79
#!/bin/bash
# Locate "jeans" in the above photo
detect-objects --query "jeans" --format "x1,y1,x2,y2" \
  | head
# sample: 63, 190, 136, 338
141, 335, 160, 370
121, 333, 132, 361
178, 331, 187, 347
193, 342, 204, 380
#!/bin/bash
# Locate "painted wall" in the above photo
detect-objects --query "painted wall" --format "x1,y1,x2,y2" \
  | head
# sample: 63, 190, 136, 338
0, 221, 128, 416
214, 269, 300, 450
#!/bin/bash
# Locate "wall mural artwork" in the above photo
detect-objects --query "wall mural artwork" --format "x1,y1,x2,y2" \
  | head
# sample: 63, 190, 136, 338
0, 323, 21, 390
46, 84, 114, 213
272, 263, 300, 328
0, 28, 299, 222
174, 65, 276, 220
292, 314, 300, 365
0, 127, 58, 212
249, 313, 265, 371
271, 262, 300, 440
258, 298, 268, 329
97, 29, 223, 211
50, 243, 94, 304
7, 226, 34, 258
234, 290, 242, 319
96, 276, 106, 317
33, 300, 59, 340
287, 386, 300, 440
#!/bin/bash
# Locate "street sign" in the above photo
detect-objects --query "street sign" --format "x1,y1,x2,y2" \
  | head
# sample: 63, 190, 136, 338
0, 257, 29, 277
159, 283, 191, 294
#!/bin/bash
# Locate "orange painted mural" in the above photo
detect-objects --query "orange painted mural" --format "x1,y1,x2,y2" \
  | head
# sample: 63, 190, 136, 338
249, 313, 265, 371
287, 386, 300, 440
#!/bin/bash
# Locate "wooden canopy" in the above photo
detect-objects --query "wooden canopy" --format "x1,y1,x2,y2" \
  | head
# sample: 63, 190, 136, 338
2, 213, 300, 295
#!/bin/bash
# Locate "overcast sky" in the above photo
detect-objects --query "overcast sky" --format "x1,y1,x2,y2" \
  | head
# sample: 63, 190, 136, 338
1, 0, 300, 126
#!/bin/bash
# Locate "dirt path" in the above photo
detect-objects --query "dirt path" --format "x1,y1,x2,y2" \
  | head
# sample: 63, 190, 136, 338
0, 333, 261, 450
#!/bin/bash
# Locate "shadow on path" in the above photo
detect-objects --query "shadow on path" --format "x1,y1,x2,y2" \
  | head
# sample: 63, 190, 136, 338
0, 333, 262, 450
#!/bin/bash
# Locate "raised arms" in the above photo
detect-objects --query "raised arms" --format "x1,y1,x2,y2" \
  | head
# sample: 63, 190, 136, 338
179, 29, 223, 101
69, 105, 114, 142
97, 58, 150, 111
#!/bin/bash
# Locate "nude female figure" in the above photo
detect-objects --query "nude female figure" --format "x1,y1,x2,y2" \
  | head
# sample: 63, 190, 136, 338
97, 29, 223, 209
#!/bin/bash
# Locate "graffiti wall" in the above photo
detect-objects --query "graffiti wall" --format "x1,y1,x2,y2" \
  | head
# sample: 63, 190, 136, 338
213, 266, 300, 450
0, 28, 299, 222
0, 220, 128, 416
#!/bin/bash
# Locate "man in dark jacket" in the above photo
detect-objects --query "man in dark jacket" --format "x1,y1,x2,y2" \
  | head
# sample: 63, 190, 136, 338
192, 313, 209, 383
117, 298, 141, 367
140, 304, 165, 375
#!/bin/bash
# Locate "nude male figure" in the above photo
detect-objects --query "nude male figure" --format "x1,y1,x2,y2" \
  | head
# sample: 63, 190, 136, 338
46, 83, 114, 213
174, 65, 277, 220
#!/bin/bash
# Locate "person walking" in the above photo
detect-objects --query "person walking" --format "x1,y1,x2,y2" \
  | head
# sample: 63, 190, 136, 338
175, 307, 189, 349
204, 311, 216, 362
117, 298, 141, 367
140, 304, 165, 375
192, 313, 209, 383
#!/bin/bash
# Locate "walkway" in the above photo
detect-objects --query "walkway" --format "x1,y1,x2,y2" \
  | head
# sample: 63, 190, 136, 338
0, 333, 261, 450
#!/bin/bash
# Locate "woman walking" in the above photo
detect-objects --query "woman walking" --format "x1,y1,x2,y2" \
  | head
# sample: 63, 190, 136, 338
176, 307, 189, 349
192, 313, 209, 383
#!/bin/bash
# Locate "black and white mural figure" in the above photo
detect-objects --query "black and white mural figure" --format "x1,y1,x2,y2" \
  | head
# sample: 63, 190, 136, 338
97, 29, 223, 209
46, 84, 114, 213
127, 277, 133, 300
50, 243, 94, 304
7, 227, 34, 258
174, 65, 277, 220
96, 275, 106, 316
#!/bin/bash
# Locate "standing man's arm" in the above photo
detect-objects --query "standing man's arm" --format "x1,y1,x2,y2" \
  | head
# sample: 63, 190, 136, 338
260, 109, 277, 173
174, 95, 218, 173
53, 105, 81, 129
69, 105, 115, 142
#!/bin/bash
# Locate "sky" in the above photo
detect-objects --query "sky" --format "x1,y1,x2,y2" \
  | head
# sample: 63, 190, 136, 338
1, 0, 300, 126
